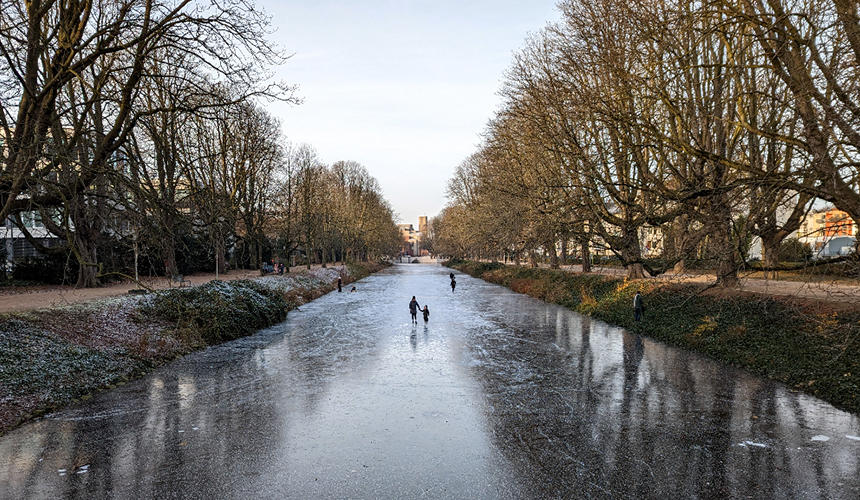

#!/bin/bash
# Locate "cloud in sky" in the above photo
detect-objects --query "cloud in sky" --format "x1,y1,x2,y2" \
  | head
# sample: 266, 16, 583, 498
258, 0, 559, 224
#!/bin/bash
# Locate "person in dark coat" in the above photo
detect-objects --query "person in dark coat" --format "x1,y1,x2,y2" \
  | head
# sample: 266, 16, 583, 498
337, 277, 342, 292
409, 296, 421, 324
633, 291, 644, 322
422, 305, 430, 323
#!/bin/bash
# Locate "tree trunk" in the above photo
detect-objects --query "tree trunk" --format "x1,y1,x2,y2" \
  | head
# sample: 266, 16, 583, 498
580, 238, 591, 273
548, 238, 560, 269
255, 237, 263, 269
619, 228, 646, 280
760, 234, 781, 280
215, 240, 227, 277
74, 238, 100, 288
672, 215, 691, 274
163, 240, 178, 278
560, 237, 568, 265
710, 212, 738, 287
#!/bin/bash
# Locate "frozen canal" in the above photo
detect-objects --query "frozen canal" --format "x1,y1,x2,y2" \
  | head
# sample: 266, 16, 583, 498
1, 264, 858, 498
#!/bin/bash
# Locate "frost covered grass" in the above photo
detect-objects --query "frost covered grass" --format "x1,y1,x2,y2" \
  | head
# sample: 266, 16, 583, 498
447, 260, 860, 414
0, 261, 388, 435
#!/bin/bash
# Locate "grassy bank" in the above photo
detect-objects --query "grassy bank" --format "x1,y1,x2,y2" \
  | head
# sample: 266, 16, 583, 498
0, 261, 387, 435
448, 260, 860, 414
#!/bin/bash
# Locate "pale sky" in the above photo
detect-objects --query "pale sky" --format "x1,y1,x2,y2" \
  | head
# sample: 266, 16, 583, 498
258, 0, 560, 225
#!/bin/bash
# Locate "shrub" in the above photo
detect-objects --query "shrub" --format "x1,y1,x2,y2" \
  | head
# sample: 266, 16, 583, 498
12, 254, 77, 285
778, 238, 813, 262
144, 280, 289, 345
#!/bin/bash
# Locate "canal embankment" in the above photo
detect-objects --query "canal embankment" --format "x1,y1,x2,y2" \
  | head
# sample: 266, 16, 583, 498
446, 259, 860, 414
0, 262, 388, 435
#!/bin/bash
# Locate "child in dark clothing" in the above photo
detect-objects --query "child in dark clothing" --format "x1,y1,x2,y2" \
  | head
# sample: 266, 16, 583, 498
422, 305, 430, 322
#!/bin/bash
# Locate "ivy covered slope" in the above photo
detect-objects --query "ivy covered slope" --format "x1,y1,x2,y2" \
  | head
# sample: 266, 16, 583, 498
0, 262, 387, 435
447, 260, 860, 414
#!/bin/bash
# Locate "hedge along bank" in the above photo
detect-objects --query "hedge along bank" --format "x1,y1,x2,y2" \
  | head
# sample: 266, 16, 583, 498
446, 260, 860, 415
0, 262, 388, 435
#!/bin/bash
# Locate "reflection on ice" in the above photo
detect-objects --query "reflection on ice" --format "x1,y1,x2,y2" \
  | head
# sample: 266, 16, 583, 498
460, 278, 860, 498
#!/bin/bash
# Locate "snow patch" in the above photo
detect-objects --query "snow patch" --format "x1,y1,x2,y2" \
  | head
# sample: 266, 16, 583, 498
737, 441, 768, 448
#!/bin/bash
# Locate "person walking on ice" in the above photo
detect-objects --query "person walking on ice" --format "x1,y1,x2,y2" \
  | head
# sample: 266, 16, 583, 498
450, 276, 456, 292
633, 291, 644, 322
409, 296, 421, 324
422, 305, 430, 323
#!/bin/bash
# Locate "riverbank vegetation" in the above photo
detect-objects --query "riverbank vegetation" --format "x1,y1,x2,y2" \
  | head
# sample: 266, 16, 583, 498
429, 0, 860, 285
448, 260, 859, 414
0, 262, 387, 435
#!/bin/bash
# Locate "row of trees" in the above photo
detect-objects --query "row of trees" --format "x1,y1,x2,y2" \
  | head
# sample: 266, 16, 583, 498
0, 0, 400, 287
433, 0, 860, 285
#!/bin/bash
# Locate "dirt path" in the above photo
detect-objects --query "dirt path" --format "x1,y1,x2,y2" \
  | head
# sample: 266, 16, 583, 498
529, 263, 860, 305
0, 264, 333, 314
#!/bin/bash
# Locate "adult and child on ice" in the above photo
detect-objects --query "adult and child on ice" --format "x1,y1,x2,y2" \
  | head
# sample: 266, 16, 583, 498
409, 296, 429, 324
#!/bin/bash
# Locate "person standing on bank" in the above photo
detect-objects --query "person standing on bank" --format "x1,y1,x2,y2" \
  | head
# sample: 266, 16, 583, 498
409, 296, 421, 324
633, 291, 644, 322
337, 277, 342, 292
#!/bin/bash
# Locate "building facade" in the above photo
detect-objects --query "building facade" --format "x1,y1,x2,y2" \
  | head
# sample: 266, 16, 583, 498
798, 207, 857, 257
398, 216, 430, 257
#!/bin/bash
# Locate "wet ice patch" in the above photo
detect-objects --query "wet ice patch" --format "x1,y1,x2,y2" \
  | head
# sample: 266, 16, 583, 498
846, 435, 860, 441
810, 435, 830, 442
737, 441, 768, 448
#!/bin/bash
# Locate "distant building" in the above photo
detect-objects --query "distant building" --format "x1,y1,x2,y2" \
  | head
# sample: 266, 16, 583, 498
398, 216, 430, 257
398, 223, 419, 257
639, 226, 664, 258
798, 207, 857, 257
1, 211, 63, 266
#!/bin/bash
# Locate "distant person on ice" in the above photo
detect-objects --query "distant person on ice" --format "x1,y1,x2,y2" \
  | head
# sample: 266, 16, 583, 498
633, 291, 644, 322
409, 296, 421, 324
450, 276, 456, 292
422, 305, 430, 323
